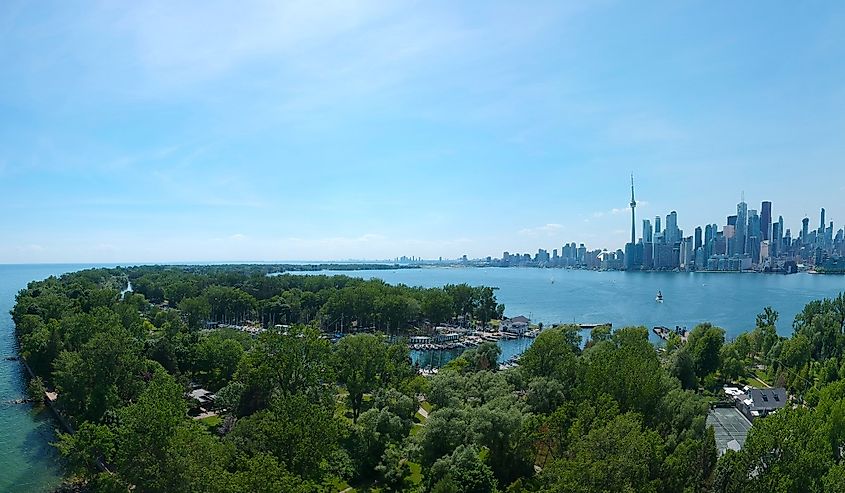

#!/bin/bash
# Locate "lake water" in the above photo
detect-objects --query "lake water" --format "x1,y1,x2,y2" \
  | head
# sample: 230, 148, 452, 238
0, 264, 104, 493
300, 267, 845, 366
1, 264, 843, 491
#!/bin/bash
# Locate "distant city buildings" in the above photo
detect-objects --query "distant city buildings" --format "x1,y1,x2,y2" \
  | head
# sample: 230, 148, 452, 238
486, 182, 845, 273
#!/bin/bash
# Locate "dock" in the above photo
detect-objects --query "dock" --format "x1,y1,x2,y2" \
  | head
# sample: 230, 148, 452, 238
577, 323, 612, 330
653, 325, 689, 343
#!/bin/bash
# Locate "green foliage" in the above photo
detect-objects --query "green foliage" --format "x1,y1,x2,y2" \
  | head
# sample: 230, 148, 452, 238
55, 422, 115, 480
26, 376, 47, 404
192, 333, 244, 390
178, 296, 211, 330
582, 327, 670, 418
23, 266, 845, 492
685, 323, 725, 381
335, 334, 393, 422
540, 413, 663, 492
669, 348, 697, 390
53, 324, 147, 423
234, 326, 333, 415
719, 342, 745, 382
519, 325, 580, 392
461, 342, 502, 372
429, 445, 498, 493
229, 393, 342, 481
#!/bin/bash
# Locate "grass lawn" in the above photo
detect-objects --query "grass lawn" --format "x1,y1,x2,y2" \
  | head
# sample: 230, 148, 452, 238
410, 423, 424, 436
199, 415, 222, 432
754, 368, 774, 384
420, 401, 432, 413
414, 411, 426, 423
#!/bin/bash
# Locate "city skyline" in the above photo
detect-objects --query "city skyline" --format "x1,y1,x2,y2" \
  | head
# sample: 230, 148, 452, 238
2, 2, 845, 263
493, 178, 843, 272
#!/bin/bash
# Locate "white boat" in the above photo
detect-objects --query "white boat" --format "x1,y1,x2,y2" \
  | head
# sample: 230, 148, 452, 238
656, 290, 664, 303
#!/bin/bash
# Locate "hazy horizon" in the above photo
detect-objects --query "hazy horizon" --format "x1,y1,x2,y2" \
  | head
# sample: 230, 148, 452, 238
2, 1, 844, 263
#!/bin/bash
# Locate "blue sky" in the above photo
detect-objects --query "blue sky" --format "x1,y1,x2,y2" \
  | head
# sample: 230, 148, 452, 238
1, 1, 844, 263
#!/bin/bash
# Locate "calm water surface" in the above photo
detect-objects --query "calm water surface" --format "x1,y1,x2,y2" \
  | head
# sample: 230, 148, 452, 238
302, 267, 845, 366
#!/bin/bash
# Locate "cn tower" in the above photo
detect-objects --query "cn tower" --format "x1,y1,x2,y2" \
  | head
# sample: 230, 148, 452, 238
630, 174, 636, 245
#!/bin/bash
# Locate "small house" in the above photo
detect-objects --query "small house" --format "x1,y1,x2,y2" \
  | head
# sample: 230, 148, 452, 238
501, 315, 530, 335
737, 387, 787, 421
188, 388, 216, 410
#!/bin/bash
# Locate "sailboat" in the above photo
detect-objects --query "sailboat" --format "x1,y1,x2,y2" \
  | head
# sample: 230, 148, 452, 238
656, 290, 664, 303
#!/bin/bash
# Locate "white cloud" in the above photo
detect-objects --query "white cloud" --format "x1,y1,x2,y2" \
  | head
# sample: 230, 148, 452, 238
518, 223, 565, 237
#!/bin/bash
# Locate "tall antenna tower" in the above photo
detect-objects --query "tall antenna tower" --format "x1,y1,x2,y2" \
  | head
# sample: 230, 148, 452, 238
630, 173, 637, 245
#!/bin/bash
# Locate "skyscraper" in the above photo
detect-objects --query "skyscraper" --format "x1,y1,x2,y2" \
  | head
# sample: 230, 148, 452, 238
694, 226, 702, 250
643, 219, 653, 243
727, 215, 737, 255
655, 216, 661, 236
666, 211, 679, 245
820, 208, 826, 231
802, 217, 810, 244
736, 197, 748, 256
761, 201, 772, 241
748, 209, 760, 264
772, 220, 781, 257
704, 224, 715, 259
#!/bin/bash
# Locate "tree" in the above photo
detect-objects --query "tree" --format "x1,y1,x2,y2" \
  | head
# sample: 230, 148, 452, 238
203, 285, 257, 323
719, 341, 746, 382
590, 324, 612, 345
234, 326, 333, 415
724, 405, 832, 492
669, 348, 697, 390
193, 333, 244, 390
526, 377, 567, 414
334, 334, 388, 422
428, 445, 497, 493
229, 394, 342, 482
108, 369, 191, 491
756, 306, 779, 330
473, 287, 499, 328
465, 342, 501, 372
55, 422, 115, 480
179, 296, 211, 330
520, 325, 580, 394
348, 407, 407, 476
444, 284, 476, 323
540, 413, 663, 492
52, 324, 147, 423
423, 289, 455, 325
375, 444, 413, 492
582, 328, 669, 418
685, 323, 725, 380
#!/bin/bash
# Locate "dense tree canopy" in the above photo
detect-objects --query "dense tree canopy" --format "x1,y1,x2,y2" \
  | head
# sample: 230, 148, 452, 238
13, 265, 845, 492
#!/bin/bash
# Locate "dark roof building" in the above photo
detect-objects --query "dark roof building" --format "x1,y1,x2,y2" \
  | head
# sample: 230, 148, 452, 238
738, 387, 787, 420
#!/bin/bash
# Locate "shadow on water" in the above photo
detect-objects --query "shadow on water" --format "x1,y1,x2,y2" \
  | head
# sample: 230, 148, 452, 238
7, 407, 65, 492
